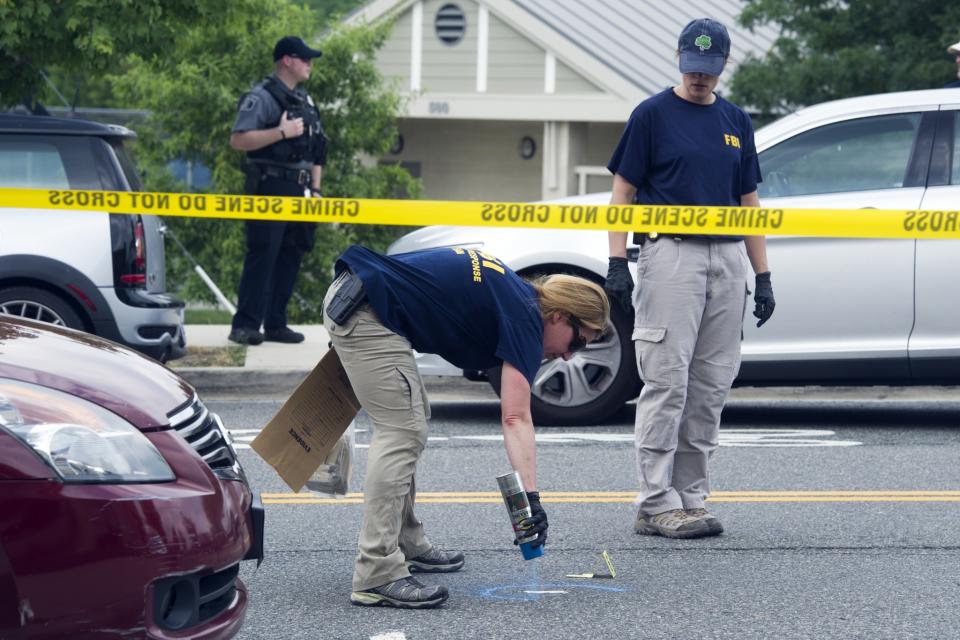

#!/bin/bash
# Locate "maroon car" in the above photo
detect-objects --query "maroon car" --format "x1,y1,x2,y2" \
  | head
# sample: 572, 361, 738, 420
0, 317, 263, 639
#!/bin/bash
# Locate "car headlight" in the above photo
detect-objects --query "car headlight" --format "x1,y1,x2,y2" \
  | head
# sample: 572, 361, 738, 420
0, 380, 175, 483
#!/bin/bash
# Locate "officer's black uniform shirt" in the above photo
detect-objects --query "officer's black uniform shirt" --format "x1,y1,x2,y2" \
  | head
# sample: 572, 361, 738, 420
233, 75, 326, 168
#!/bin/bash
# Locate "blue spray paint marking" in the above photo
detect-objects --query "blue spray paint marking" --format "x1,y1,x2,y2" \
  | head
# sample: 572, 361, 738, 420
474, 582, 627, 602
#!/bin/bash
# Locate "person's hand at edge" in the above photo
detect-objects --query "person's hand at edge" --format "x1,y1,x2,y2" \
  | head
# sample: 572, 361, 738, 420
753, 271, 775, 327
604, 257, 634, 314
514, 491, 548, 549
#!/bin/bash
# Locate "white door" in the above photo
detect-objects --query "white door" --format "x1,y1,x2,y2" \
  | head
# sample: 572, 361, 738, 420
744, 112, 925, 379
912, 107, 960, 377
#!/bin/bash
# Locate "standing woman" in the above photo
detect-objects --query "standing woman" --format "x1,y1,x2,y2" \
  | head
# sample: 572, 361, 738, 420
604, 18, 776, 539
325, 244, 608, 608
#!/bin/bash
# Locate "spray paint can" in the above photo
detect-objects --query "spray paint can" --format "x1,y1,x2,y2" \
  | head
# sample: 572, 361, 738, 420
496, 471, 544, 560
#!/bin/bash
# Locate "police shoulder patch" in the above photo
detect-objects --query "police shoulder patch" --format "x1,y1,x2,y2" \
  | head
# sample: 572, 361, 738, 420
240, 94, 260, 112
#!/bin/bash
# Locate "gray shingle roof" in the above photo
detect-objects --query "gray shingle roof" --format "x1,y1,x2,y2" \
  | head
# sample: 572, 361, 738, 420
512, 0, 778, 96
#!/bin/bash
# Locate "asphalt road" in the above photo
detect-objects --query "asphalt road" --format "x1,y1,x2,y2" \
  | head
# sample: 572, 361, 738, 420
209, 385, 960, 640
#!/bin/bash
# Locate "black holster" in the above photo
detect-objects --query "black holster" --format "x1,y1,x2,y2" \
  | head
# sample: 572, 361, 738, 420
326, 271, 366, 325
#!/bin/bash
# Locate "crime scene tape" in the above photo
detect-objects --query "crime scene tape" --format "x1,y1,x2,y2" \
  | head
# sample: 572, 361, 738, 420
2, 187, 960, 239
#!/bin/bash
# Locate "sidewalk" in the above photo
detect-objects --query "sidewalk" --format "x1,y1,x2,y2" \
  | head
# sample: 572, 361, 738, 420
172, 324, 331, 395
173, 325, 960, 410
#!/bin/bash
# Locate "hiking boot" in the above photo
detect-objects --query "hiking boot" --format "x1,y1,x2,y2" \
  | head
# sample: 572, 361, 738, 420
350, 576, 448, 609
407, 547, 465, 573
634, 508, 712, 539
263, 327, 305, 343
686, 507, 724, 536
228, 327, 263, 346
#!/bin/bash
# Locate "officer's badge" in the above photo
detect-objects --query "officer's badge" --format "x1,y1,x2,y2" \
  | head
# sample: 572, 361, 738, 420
240, 94, 259, 112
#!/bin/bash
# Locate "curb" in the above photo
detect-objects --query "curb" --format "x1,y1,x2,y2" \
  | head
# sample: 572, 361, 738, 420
174, 367, 311, 395
173, 366, 489, 397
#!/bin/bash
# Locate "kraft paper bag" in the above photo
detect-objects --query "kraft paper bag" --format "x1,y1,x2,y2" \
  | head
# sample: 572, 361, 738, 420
251, 348, 360, 492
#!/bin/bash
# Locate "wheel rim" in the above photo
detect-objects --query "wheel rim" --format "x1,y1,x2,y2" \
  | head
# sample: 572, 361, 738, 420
0, 300, 68, 326
531, 320, 623, 408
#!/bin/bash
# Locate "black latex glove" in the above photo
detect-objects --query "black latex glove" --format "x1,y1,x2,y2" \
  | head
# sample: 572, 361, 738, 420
753, 271, 775, 328
604, 257, 633, 313
515, 491, 548, 549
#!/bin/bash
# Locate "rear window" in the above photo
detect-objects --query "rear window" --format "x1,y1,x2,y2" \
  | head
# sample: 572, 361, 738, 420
0, 140, 69, 188
112, 142, 144, 191
0, 135, 123, 191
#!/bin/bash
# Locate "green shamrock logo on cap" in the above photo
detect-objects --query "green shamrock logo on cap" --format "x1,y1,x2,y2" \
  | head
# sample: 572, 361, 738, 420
695, 34, 712, 52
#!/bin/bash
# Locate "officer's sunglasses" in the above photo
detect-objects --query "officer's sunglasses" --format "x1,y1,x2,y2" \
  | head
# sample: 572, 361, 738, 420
567, 316, 589, 354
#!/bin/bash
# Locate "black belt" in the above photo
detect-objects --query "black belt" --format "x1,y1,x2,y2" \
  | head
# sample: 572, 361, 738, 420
259, 165, 312, 186
633, 232, 742, 245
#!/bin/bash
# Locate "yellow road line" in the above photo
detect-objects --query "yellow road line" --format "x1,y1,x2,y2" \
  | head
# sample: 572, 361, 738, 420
261, 490, 960, 505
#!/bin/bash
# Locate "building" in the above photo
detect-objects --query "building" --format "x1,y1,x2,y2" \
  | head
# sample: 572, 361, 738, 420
346, 0, 777, 201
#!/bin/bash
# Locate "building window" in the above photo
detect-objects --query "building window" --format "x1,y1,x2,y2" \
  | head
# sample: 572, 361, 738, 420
435, 4, 466, 45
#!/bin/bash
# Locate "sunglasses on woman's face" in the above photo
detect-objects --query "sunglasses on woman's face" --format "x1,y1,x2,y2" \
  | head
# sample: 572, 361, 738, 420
568, 317, 588, 353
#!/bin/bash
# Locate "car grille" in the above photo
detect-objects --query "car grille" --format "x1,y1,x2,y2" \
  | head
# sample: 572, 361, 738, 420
138, 324, 178, 340
153, 563, 241, 631
168, 395, 243, 482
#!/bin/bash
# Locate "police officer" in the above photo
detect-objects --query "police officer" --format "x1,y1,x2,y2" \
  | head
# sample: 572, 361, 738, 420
605, 18, 775, 539
228, 36, 328, 345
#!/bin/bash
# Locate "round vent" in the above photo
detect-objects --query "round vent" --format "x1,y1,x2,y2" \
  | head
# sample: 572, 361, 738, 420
435, 4, 466, 45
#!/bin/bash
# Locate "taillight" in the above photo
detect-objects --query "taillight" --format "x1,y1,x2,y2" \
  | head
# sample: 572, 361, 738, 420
110, 214, 147, 288
134, 218, 146, 270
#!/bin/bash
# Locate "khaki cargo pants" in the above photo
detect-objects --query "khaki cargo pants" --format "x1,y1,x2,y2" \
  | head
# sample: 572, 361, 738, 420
323, 274, 433, 592
632, 238, 748, 516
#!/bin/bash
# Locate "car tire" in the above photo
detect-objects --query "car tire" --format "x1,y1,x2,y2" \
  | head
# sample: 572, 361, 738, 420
0, 286, 85, 330
488, 301, 641, 426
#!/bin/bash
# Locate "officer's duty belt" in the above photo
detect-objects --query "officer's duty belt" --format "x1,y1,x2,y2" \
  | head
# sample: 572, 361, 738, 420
633, 232, 742, 245
260, 165, 312, 186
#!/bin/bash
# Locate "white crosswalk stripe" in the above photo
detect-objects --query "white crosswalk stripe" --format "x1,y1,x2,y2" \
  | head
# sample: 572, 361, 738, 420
228, 428, 860, 449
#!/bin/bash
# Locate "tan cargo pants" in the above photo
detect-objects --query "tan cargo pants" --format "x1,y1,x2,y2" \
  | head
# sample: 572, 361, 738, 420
323, 274, 433, 592
632, 238, 748, 516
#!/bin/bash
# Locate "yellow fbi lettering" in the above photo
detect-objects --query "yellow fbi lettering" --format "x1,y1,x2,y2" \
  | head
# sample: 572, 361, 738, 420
723, 133, 742, 149
452, 248, 505, 282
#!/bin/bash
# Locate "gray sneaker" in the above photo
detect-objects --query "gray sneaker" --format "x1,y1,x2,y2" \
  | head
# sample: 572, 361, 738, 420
350, 576, 448, 609
686, 507, 724, 536
634, 508, 712, 539
407, 547, 465, 573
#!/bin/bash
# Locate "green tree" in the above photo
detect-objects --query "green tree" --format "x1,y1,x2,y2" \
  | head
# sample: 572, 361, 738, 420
0, 0, 225, 108
107, 0, 416, 322
730, 0, 960, 114
301, 0, 363, 24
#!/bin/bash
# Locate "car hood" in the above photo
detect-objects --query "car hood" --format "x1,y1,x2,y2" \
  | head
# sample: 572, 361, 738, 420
0, 317, 193, 429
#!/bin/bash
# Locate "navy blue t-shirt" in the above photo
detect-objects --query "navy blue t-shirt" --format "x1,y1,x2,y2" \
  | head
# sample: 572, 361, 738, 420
608, 89, 761, 238
336, 246, 544, 385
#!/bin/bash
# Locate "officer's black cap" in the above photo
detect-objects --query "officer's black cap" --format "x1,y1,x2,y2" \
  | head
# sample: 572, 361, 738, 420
273, 36, 323, 61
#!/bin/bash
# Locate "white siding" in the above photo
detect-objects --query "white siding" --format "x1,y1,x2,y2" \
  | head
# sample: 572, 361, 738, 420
487, 13, 545, 94
421, 0, 478, 93
584, 122, 625, 165
554, 60, 602, 94
376, 9, 412, 87
385, 119, 543, 201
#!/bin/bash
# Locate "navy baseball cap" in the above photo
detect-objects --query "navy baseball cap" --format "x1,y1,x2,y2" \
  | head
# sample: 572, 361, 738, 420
273, 36, 323, 61
678, 18, 731, 76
